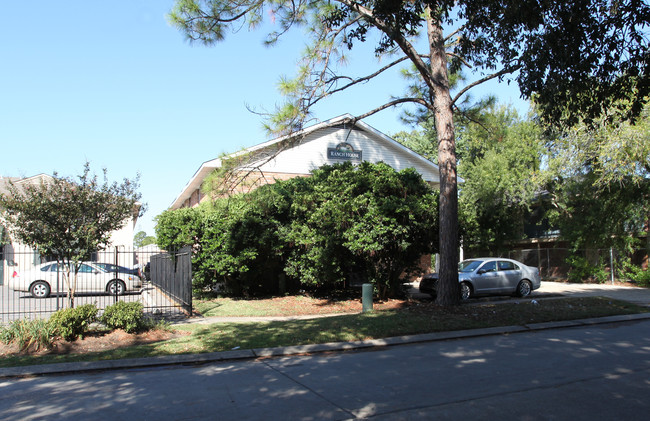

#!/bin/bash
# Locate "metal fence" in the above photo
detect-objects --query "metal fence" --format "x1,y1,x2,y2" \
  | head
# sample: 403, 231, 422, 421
0, 245, 192, 324
466, 247, 648, 281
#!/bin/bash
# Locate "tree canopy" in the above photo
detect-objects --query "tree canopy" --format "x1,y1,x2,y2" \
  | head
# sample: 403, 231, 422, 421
170, 0, 649, 305
457, 105, 545, 253
134, 231, 157, 248
543, 104, 650, 251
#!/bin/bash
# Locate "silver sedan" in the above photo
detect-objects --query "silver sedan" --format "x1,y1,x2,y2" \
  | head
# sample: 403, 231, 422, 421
8, 261, 142, 298
419, 258, 541, 300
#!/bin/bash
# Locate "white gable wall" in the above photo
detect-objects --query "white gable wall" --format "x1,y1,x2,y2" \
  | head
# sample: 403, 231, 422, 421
170, 115, 445, 210
250, 126, 440, 184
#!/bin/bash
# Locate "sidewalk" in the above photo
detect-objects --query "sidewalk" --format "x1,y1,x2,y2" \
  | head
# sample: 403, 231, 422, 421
2, 281, 650, 379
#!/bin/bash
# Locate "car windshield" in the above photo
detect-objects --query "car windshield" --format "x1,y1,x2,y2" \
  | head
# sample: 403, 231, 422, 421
459, 260, 483, 273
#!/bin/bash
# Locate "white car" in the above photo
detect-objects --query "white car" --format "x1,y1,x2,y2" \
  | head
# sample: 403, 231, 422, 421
9, 261, 142, 298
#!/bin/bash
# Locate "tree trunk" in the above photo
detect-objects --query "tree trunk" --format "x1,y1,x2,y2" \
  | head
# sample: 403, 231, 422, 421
428, 13, 460, 306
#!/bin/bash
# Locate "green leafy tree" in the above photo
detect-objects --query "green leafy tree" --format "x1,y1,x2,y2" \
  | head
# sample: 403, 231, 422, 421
337, 162, 438, 298
457, 105, 545, 253
157, 188, 290, 294
548, 172, 647, 251
276, 162, 438, 299
544, 105, 650, 252
155, 207, 204, 251
0, 163, 143, 307
169, 0, 648, 305
133, 231, 157, 248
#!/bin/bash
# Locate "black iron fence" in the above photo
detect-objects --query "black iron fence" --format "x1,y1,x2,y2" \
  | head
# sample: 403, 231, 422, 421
0, 245, 192, 324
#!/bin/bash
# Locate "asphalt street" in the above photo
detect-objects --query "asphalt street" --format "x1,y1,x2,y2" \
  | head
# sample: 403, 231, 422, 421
2, 318, 650, 420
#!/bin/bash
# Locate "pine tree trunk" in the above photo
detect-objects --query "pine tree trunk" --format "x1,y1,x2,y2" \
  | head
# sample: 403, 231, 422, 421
428, 13, 460, 306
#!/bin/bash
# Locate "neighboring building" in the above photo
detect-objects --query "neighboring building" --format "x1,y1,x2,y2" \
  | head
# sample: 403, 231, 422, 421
171, 114, 448, 210
0, 174, 139, 286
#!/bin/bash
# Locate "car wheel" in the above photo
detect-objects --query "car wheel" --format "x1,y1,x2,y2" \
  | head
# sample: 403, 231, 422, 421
107, 280, 126, 295
516, 280, 532, 297
460, 282, 472, 300
30, 281, 51, 298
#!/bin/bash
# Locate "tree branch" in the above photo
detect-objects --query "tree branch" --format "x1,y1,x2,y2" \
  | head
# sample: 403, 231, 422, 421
337, 0, 441, 92
451, 65, 521, 107
310, 55, 413, 107
350, 98, 433, 122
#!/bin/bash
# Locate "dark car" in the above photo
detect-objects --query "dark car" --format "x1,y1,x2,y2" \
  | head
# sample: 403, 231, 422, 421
420, 258, 541, 300
94, 263, 141, 277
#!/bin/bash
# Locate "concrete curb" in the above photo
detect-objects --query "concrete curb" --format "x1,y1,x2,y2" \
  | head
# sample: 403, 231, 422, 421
2, 312, 650, 379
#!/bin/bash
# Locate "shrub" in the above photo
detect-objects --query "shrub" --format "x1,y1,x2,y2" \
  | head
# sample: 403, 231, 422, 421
0, 318, 57, 351
49, 304, 98, 341
619, 259, 650, 287
156, 162, 438, 300
566, 256, 609, 283
101, 301, 146, 333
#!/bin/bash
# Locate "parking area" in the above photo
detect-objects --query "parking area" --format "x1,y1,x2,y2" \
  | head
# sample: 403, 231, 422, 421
535, 281, 650, 307
0, 282, 185, 323
409, 280, 650, 307
0, 284, 143, 322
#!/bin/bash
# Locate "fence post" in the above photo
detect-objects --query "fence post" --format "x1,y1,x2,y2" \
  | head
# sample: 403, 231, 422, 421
537, 243, 542, 278
610, 248, 615, 285
114, 246, 120, 303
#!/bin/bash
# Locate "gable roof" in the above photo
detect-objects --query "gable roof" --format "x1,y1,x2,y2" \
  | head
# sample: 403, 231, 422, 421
0, 174, 54, 197
170, 114, 459, 210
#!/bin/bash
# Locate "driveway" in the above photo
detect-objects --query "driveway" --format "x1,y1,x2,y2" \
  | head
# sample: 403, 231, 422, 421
410, 280, 650, 307
536, 281, 650, 307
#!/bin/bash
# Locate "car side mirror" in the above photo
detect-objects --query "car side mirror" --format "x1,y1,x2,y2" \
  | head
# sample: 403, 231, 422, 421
478, 269, 486, 275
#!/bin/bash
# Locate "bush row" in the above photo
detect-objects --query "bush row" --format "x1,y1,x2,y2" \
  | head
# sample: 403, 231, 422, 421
155, 162, 440, 299
0, 301, 150, 352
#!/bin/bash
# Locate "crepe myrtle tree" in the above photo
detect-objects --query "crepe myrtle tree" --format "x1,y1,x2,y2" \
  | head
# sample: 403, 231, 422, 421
169, 0, 649, 305
0, 163, 144, 307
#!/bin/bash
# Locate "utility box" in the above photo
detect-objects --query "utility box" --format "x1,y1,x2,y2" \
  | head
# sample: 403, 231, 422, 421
362, 283, 373, 312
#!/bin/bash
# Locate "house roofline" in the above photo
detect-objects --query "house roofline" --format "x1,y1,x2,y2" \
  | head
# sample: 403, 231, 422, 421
169, 114, 461, 210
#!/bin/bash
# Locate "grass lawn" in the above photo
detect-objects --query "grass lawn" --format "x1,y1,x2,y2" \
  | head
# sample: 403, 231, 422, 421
0, 295, 646, 368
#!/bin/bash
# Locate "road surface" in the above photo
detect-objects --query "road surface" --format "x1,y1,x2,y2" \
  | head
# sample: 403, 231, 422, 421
1, 319, 649, 420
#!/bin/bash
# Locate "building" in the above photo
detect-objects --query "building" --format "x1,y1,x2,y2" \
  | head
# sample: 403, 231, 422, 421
171, 114, 447, 210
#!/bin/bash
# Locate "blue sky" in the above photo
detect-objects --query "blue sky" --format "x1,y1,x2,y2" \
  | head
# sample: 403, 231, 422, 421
0, 1, 529, 236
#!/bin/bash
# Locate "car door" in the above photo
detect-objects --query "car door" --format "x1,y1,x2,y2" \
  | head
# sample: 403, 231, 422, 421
75, 263, 101, 293
470, 261, 500, 294
47, 263, 67, 295
497, 260, 522, 292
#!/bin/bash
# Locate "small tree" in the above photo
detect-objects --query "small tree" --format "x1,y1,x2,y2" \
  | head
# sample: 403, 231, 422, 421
133, 231, 157, 248
0, 163, 144, 307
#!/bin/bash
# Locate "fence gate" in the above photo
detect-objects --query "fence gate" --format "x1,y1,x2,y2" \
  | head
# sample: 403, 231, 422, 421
146, 247, 192, 317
